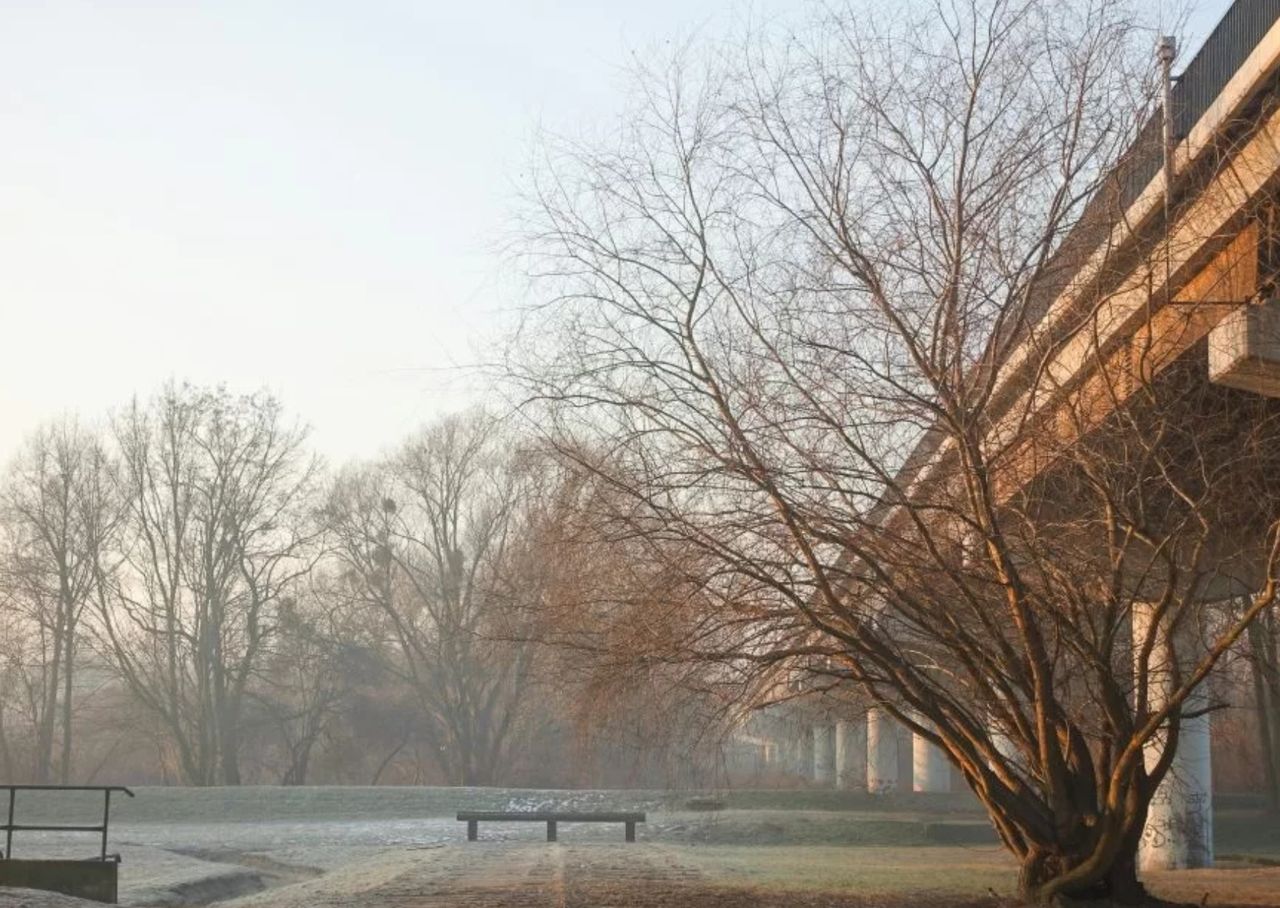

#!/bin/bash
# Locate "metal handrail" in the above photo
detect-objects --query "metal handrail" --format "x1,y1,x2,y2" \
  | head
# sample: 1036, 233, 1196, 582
1114, 0, 1280, 213
0, 785, 135, 862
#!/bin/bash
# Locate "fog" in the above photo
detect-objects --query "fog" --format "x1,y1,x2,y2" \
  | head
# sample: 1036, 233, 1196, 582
4, 2, 1280, 908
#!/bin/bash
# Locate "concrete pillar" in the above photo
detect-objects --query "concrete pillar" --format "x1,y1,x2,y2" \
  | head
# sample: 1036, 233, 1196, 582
1141, 700, 1212, 870
813, 724, 836, 785
912, 717, 950, 793
778, 736, 793, 773
866, 707, 899, 793
1133, 601, 1213, 870
794, 724, 815, 778
835, 718, 867, 791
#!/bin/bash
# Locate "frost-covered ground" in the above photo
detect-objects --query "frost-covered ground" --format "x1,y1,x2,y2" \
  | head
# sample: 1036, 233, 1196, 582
0, 787, 693, 906
0, 788, 1277, 907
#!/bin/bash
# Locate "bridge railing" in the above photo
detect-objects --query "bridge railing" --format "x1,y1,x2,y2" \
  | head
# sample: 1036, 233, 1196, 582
0, 785, 135, 863
1115, 0, 1280, 213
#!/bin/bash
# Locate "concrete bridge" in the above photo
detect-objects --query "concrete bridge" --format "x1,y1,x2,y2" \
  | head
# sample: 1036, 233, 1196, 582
758, 0, 1280, 875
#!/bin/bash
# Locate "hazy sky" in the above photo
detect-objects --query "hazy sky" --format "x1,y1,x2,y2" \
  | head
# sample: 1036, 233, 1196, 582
0, 0, 1235, 467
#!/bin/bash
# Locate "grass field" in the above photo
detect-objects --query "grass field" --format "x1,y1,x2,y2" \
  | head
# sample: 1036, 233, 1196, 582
0, 787, 1276, 907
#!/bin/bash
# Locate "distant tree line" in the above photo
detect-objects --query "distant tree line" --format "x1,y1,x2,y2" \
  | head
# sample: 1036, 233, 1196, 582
0, 382, 731, 788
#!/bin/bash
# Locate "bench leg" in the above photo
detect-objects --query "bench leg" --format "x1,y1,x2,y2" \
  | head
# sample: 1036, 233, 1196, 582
547, 820, 557, 842
625, 821, 636, 843
467, 820, 478, 841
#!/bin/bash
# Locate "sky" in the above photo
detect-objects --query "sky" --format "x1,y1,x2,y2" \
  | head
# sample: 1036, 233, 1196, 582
0, 0, 1237, 468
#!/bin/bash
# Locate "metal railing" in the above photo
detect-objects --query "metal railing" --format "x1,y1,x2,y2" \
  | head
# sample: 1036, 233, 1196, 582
1115, 0, 1280, 212
0, 785, 135, 862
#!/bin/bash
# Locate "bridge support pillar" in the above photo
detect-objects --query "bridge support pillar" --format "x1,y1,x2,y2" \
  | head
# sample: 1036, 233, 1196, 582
835, 718, 867, 790
813, 724, 836, 785
912, 717, 949, 793
797, 724, 815, 778
1133, 601, 1213, 870
866, 708, 899, 793
786, 724, 815, 778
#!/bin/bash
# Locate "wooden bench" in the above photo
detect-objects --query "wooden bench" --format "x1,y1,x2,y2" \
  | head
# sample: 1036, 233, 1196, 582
457, 811, 645, 842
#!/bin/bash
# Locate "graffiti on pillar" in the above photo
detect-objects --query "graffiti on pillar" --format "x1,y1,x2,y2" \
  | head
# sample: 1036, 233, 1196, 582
1182, 789, 1211, 861
1140, 784, 1173, 851
1140, 779, 1211, 866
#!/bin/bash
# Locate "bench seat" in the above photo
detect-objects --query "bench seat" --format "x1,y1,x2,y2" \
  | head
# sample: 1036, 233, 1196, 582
456, 810, 645, 842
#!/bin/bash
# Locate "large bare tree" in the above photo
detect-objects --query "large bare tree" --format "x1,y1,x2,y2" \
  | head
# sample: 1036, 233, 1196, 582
513, 0, 1280, 902
324, 411, 540, 786
95, 384, 320, 785
0, 420, 116, 783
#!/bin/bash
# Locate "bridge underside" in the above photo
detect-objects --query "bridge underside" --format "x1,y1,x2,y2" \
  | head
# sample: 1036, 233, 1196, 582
763, 241, 1280, 873
757, 7, 1280, 874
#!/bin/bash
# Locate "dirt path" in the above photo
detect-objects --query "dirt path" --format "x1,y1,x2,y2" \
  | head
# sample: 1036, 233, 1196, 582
219, 843, 1004, 908
233, 843, 716, 907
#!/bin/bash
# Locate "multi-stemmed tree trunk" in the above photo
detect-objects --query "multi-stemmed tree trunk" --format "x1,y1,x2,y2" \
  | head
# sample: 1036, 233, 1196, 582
514, 0, 1280, 902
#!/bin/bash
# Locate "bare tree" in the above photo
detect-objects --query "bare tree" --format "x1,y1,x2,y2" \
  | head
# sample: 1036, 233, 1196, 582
513, 0, 1280, 902
525, 457, 764, 787
0, 605, 35, 780
324, 412, 539, 786
95, 384, 320, 785
0, 420, 116, 783
250, 576, 358, 785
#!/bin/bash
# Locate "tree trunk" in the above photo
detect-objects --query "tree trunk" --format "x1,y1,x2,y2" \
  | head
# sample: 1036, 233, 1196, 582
370, 731, 409, 786
220, 721, 242, 785
0, 706, 12, 782
1019, 847, 1149, 906
282, 739, 312, 786
33, 623, 63, 785
1096, 853, 1146, 907
59, 632, 74, 784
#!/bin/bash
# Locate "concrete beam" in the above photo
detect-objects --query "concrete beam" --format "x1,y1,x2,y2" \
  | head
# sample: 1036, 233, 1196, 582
1209, 298, 1280, 397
